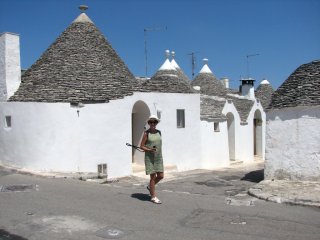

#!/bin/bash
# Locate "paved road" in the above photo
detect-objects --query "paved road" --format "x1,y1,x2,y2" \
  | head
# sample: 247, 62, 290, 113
0, 162, 319, 240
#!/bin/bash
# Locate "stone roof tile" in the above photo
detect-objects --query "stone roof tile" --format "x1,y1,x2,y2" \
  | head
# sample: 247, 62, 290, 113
255, 81, 274, 109
141, 68, 195, 93
226, 95, 255, 123
268, 60, 320, 109
10, 13, 137, 103
200, 95, 227, 121
192, 72, 227, 97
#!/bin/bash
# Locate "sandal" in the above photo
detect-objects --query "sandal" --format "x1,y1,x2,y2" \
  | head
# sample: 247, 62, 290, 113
151, 197, 162, 204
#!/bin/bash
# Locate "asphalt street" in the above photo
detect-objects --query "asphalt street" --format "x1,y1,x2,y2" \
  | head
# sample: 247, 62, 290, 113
0, 162, 319, 240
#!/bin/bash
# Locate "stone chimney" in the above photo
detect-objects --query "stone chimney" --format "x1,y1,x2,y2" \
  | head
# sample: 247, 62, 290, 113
240, 78, 255, 99
220, 77, 229, 89
0, 32, 21, 101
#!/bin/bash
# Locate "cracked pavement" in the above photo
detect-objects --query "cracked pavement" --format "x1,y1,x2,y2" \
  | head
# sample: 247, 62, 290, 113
1, 162, 320, 240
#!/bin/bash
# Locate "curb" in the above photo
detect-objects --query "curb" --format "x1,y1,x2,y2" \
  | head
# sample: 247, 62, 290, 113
248, 180, 320, 208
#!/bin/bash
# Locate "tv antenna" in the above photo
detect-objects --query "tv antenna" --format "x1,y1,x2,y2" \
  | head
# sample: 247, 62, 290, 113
246, 53, 259, 78
144, 26, 167, 77
188, 52, 198, 79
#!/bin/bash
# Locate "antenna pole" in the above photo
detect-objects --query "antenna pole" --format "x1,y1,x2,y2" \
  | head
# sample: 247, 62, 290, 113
188, 52, 197, 79
144, 29, 148, 77
144, 26, 167, 77
246, 53, 259, 78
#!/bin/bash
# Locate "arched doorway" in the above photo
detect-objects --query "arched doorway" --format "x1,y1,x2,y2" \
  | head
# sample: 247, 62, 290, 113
131, 101, 150, 169
226, 112, 235, 161
253, 110, 263, 157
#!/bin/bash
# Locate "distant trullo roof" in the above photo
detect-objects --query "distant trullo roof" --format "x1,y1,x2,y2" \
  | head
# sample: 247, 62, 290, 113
268, 60, 320, 109
141, 50, 194, 93
10, 12, 137, 103
191, 59, 227, 97
255, 79, 274, 109
170, 51, 190, 83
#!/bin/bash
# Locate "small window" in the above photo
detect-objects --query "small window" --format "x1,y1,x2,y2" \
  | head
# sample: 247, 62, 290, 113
177, 109, 185, 128
214, 122, 220, 132
5, 116, 12, 128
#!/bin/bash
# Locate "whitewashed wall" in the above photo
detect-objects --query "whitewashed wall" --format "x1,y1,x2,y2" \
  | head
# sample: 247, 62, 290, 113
0, 91, 200, 178
222, 102, 241, 161
238, 101, 266, 163
0, 33, 21, 101
265, 106, 320, 180
135, 92, 201, 171
200, 120, 229, 169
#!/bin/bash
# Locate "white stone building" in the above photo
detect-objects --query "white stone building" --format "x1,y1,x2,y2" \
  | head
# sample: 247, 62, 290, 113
0, 10, 269, 178
265, 60, 320, 181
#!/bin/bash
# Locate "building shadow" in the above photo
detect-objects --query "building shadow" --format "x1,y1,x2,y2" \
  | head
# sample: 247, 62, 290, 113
241, 169, 264, 183
0, 229, 28, 240
131, 193, 150, 202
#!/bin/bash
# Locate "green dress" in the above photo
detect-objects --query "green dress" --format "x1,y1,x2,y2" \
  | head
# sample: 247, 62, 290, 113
144, 130, 164, 175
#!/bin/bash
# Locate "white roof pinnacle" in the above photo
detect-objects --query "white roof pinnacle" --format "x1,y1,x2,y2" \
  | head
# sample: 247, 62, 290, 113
199, 58, 212, 73
73, 13, 93, 23
159, 50, 175, 71
170, 51, 181, 69
260, 79, 270, 84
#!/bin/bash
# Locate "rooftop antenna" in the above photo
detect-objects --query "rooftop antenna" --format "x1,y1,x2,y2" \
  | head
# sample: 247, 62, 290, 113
188, 52, 198, 79
144, 26, 167, 77
246, 53, 259, 79
79, 5, 88, 12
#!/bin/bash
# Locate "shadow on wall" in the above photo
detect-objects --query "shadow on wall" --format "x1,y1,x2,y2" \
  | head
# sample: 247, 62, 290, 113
241, 169, 264, 183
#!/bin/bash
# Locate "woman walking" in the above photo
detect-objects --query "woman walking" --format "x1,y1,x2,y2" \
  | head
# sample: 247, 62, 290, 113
140, 115, 164, 204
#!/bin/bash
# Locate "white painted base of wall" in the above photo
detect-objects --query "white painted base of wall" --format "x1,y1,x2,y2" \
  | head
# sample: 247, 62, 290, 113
265, 106, 320, 181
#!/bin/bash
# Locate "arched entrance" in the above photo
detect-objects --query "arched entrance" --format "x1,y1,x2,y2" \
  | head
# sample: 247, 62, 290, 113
226, 112, 235, 161
253, 110, 263, 157
131, 101, 150, 170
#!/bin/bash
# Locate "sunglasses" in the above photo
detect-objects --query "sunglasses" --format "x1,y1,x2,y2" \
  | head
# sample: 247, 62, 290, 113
148, 121, 158, 124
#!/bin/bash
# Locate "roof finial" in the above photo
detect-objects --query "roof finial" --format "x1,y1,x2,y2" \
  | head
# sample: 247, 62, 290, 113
171, 51, 175, 59
199, 58, 212, 74
79, 5, 88, 12
165, 49, 170, 59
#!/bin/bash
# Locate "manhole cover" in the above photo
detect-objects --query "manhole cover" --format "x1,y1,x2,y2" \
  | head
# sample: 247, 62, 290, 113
95, 227, 131, 239
0, 184, 38, 192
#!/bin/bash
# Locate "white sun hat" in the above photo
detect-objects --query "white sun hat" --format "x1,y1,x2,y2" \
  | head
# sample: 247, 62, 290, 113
147, 114, 160, 123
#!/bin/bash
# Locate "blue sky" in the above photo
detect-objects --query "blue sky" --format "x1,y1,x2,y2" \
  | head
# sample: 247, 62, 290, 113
1, 0, 319, 90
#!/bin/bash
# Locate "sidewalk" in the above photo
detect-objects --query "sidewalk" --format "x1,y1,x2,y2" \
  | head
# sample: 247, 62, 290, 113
249, 180, 320, 208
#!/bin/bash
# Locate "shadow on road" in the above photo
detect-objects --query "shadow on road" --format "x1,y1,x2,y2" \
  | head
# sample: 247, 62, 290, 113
0, 229, 28, 240
131, 193, 150, 202
241, 169, 264, 183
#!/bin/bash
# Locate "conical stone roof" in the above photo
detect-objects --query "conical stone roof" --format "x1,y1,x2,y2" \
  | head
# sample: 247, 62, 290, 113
268, 60, 320, 109
141, 57, 194, 93
10, 13, 137, 103
191, 61, 226, 97
255, 79, 274, 109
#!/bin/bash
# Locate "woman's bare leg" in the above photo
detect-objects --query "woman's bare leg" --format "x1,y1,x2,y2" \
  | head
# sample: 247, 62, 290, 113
149, 173, 157, 198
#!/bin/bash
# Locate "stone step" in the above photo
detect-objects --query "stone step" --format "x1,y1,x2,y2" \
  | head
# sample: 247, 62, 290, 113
230, 160, 244, 166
